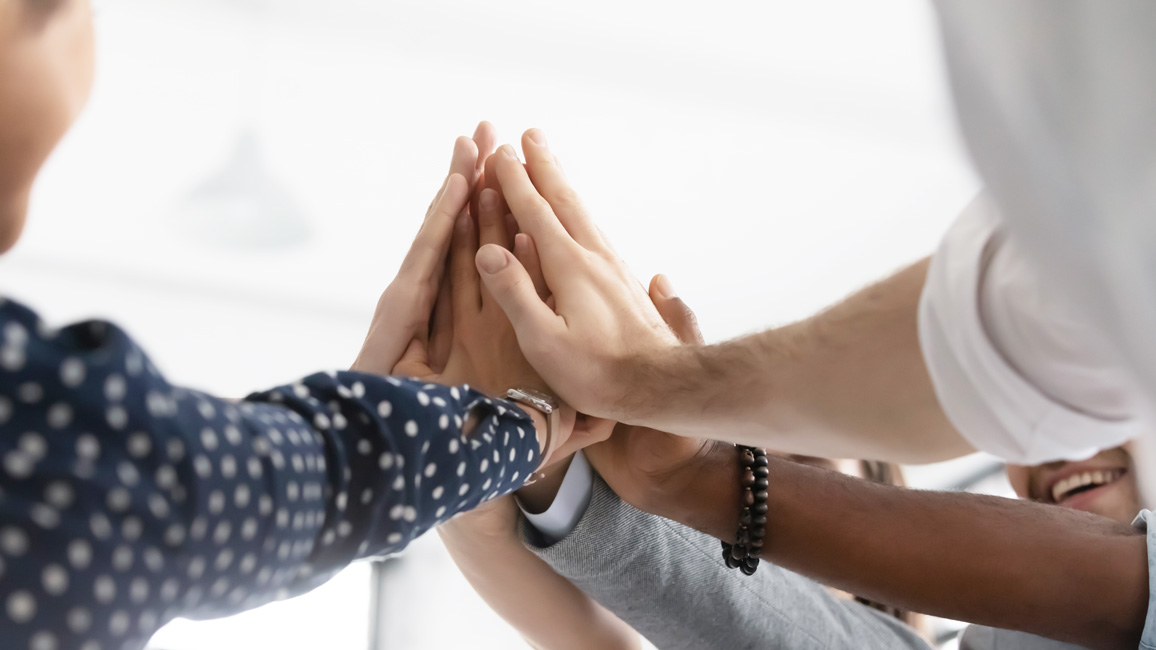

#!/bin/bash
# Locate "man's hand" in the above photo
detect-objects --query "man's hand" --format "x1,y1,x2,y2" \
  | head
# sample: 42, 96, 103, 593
584, 275, 716, 515
475, 130, 681, 422
352, 121, 496, 377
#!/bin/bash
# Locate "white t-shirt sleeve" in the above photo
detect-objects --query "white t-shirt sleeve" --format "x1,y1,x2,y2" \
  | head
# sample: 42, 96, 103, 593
918, 194, 1142, 465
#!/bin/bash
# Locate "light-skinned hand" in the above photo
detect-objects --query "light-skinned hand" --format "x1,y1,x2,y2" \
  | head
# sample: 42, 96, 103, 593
475, 130, 682, 423
352, 121, 497, 377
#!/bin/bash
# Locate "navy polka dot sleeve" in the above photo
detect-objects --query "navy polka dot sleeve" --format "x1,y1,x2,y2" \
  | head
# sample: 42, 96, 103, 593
0, 298, 542, 650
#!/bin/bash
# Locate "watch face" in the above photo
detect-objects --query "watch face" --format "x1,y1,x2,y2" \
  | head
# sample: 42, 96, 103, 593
506, 388, 559, 412
519, 389, 559, 408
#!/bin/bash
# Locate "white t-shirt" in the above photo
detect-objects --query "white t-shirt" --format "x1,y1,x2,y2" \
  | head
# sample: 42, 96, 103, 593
929, 1, 1156, 487
918, 194, 1144, 465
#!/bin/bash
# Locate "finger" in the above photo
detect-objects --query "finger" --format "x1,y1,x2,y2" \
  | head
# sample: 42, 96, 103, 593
472, 121, 497, 171
479, 152, 510, 218
521, 129, 605, 250
450, 211, 481, 318
648, 274, 704, 344
401, 174, 470, 278
491, 145, 579, 264
476, 243, 563, 343
395, 338, 434, 378
513, 233, 549, 300
547, 414, 616, 466
470, 123, 499, 219
504, 213, 519, 243
477, 188, 512, 250
447, 136, 480, 189
428, 268, 454, 373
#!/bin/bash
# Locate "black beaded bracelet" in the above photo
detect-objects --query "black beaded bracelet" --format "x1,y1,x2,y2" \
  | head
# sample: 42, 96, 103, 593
721, 445, 769, 576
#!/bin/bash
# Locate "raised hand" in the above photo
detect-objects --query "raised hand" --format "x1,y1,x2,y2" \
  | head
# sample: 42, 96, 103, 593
352, 121, 497, 377
475, 130, 682, 423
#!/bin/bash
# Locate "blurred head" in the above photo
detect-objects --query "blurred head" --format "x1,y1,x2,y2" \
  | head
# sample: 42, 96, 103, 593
776, 453, 903, 486
1006, 443, 1143, 525
0, 0, 95, 252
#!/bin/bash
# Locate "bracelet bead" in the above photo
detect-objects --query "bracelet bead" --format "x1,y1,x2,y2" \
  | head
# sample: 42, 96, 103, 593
722, 445, 770, 577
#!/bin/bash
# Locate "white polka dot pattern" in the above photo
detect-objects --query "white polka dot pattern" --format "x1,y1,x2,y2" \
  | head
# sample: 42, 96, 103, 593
0, 298, 540, 650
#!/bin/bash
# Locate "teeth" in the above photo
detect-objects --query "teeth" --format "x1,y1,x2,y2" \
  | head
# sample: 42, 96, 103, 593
1051, 469, 1122, 503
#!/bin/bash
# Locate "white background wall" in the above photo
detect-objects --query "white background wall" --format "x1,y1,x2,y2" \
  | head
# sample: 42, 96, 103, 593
0, 0, 996, 647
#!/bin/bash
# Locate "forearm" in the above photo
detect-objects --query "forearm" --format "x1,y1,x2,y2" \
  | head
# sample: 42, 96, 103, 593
647, 449, 1148, 650
622, 258, 970, 463
439, 523, 639, 650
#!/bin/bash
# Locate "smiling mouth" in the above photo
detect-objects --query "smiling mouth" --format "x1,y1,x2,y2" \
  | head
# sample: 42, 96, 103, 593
1049, 468, 1127, 504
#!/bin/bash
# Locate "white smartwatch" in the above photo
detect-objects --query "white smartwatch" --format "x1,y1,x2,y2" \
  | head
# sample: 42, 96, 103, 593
506, 388, 560, 467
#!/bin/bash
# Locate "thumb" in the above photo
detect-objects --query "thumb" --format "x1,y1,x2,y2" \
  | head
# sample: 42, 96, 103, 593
394, 338, 434, 377
476, 244, 560, 338
649, 274, 704, 344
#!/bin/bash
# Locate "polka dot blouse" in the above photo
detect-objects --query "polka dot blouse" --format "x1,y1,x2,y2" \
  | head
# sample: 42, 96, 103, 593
0, 297, 543, 650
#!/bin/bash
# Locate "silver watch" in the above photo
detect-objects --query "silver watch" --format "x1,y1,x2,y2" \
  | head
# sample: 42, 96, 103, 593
506, 388, 560, 465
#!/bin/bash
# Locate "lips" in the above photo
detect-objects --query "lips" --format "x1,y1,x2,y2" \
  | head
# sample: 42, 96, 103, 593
1048, 468, 1127, 505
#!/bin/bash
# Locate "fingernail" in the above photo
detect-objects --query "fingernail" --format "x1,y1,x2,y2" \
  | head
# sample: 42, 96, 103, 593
479, 189, 498, 212
476, 246, 510, 274
655, 274, 677, 299
527, 129, 547, 146
500, 145, 519, 161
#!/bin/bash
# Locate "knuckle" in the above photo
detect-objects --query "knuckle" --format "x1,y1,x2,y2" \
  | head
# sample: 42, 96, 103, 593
552, 187, 583, 211
528, 196, 555, 218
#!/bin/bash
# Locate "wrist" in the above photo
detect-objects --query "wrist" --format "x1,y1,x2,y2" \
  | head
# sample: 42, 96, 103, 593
644, 440, 742, 541
525, 408, 549, 459
610, 344, 703, 425
515, 454, 574, 515
438, 500, 521, 545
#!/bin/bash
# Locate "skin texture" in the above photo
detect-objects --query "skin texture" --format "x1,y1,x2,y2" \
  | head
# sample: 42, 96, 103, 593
479, 130, 969, 464
0, 0, 95, 251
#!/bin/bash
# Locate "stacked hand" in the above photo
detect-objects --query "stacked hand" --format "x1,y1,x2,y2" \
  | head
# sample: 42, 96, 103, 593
352, 123, 620, 471
471, 130, 683, 423
583, 275, 717, 517
356, 123, 705, 519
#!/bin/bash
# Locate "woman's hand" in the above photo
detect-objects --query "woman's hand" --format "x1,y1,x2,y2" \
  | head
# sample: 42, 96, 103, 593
352, 122, 497, 377
431, 175, 598, 467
